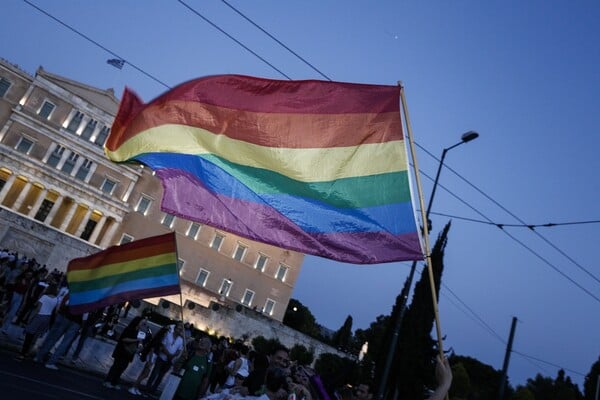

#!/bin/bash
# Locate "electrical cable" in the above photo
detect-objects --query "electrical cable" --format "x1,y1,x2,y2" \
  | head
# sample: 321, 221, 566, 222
23, 0, 171, 89
176, 0, 292, 80
220, 0, 332, 81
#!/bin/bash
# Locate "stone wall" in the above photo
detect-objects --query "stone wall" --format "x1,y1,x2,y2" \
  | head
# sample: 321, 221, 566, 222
0, 205, 96, 270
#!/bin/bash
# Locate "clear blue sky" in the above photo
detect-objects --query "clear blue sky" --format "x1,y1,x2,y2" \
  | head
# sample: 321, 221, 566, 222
3, 0, 599, 389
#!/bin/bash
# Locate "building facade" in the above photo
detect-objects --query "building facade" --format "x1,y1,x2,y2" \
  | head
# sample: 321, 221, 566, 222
0, 58, 304, 321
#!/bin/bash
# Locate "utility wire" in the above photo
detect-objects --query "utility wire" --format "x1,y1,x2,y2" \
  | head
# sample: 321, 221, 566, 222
428, 211, 600, 229
23, 0, 171, 89
176, 0, 292, 80
440, 291, 555, 377
220, 0, 332, 81
24, 0, 590, 382
418, 168, 600, 302
417, 142, 600, 289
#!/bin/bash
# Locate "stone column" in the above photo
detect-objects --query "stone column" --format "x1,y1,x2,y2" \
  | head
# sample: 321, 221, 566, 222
55, 149, 72, 170
59, 199, 78, 231
43, 194, 64, 224
86, 163, 98, 183
12, 181, 32, 211
71, 156, 85, 177
74, 207, 93, 237
88, 214, 107, 244
28, 188, 48, 218
0, 173, 17, 203
99, 219, 120, 248
0, 119, 14, 142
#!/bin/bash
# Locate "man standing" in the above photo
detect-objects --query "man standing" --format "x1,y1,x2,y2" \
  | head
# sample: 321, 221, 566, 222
174, 337, 213, 400
145, 323, 184, 394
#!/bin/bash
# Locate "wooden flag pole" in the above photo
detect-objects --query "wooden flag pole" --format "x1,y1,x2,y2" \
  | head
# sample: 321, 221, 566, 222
399, 83, 446, 358
173, 233, 188, 359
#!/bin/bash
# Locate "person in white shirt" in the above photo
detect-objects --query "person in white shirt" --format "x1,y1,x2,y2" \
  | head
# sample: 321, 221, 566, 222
144, 323, 185, 394
15, 284, 59, 361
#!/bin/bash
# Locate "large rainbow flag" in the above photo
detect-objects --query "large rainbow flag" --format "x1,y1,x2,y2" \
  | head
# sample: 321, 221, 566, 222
67, 233, 180, 314
106, 75, 423, 264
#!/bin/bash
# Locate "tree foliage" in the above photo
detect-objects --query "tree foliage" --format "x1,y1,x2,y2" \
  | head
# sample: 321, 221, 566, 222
283, 298, 320, 338
584, 357, 600, 400
332, 315, 354, 351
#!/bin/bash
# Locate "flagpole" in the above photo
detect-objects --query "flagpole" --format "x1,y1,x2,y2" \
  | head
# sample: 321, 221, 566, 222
400, 83, 445, 354
173, 233, 188, 359
399, 82, 446, 362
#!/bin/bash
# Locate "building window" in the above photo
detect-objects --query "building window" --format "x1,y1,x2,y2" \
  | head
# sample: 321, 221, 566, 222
80, 119, 97, 140
219, 279, 233, 297
187, 222, 201, 239
136, 195, 152, 215
120, 234, 134, 244
75, 159, 92, 181
211, 233, 224, 251
47, 145, 65, 168
66, 111, 84, 132
94, 125, 110, 146
177, 259, 185, 273
0, 77, 11, 97
38, 101, 55, 119
241, 289, 255, 307
34, 199, 54, 222
162, 213, 175, 228
100, 178, 117, 195
275, 264, 289, 282
196, 268, 209, 287
233, 244, 247, 262
15, 137, 34, 154
263, 299, 276, 316
255, 254, 268, 272
61, 152, 79, 175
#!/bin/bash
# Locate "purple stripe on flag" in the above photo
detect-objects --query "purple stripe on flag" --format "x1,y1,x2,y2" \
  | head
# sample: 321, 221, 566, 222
156, 169, 422, 264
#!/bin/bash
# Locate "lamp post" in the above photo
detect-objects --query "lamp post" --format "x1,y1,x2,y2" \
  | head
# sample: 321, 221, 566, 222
375, 131, 479, 400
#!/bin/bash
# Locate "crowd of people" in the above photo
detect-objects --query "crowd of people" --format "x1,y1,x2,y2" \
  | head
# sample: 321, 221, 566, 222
0, 248, 453, 400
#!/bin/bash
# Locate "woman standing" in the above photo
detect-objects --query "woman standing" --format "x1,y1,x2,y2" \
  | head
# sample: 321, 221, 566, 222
103, 315, 149, 389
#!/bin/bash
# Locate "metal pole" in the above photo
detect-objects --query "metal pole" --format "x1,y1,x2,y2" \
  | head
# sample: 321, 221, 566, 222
375, 134, 477, 400
595, 374, 600, 400
498, 317, 518, 400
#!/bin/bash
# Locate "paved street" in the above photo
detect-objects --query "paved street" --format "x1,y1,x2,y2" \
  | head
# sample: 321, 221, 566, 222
0, 346, 142, 399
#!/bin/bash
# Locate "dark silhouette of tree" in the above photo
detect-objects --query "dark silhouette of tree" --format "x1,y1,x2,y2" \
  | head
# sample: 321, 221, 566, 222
452, 355, 505, 399
584, 357, 600, 400
522, 370, 582, 400
251, 336, 283, 356
332, 315, 354, 351
314, 352, 360, 397
381, 221, 452, 399
283, 298, 320, 338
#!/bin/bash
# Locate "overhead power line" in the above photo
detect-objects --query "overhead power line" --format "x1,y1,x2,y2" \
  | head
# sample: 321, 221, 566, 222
23, 0, 171, 89
428, 211, 600, 229
24, 0, 589, 381
416, 142, 600, 291
220, 0, 332, 81
176, 0, 292, 79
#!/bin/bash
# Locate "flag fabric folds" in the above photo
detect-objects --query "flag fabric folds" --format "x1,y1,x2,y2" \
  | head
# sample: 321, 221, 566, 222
105, 75, 423, 264
67, 233, 180, 314
107, 58, 125, 69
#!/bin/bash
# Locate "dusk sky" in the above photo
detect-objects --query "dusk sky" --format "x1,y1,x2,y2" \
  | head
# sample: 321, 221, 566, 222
3, 0, 599, 389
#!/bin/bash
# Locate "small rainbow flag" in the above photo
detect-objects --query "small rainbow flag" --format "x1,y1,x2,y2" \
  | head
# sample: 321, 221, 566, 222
105, 75, 423, 264
67, 233, 180, 314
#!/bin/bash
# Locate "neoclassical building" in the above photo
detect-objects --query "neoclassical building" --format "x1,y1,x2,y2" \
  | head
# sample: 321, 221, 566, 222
0, 58, 303, 322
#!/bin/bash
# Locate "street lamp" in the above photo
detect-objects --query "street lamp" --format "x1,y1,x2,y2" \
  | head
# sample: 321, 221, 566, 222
375, 130, 479, 400
425, 131, 479, 231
